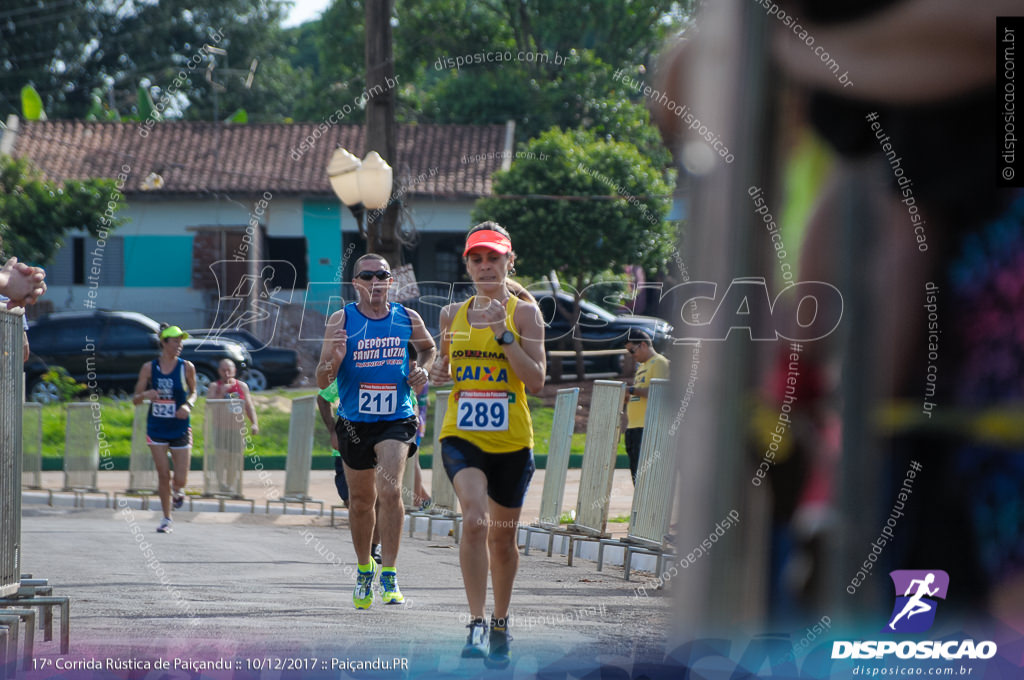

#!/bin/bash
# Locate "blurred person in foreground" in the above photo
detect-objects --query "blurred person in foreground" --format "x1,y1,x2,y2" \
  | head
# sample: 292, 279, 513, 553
653, 0, 1024, 629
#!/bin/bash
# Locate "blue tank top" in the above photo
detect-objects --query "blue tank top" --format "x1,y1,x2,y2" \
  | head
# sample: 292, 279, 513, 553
336, 302, 415, 423
146, 358, 190, 440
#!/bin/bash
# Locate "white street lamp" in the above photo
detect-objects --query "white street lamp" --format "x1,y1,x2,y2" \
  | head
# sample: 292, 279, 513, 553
357, 151, 392, 210
327, 147, 394, 243
327, 148, 362, 207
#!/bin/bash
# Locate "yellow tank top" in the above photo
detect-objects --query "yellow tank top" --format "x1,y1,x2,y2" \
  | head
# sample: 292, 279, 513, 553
440, 296, 534, 452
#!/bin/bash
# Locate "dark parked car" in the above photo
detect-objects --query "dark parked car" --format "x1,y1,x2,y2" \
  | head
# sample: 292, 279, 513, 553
26, 310, 251, 403
188, 328, 300, 390
535, 290, 674, 376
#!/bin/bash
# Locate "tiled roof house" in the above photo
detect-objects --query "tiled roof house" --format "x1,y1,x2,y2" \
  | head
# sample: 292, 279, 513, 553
2, 117, 511, 331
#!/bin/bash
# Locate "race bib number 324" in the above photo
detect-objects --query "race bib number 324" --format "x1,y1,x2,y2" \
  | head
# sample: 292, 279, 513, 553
457, 391, 509, 431
152, 400, 177, 418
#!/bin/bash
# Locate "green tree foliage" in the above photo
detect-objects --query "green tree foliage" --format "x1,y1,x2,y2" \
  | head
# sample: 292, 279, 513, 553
20, 85, 46, 120
290, 0, 683, 163
424, 51, 668, 164
401, 0, 684, 162
472, 128, 675, 374
291, 0, 367, 122
473, 128, 676, 376
0, 1, 109, 119
0, 0, 298, 122
0, 156, 123, 265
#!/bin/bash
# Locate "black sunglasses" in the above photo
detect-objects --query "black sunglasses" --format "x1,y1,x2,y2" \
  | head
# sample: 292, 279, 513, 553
355, 270, 392, 281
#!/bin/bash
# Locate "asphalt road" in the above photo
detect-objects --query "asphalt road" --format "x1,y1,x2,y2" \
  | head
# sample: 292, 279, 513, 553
18, 504, 675, 679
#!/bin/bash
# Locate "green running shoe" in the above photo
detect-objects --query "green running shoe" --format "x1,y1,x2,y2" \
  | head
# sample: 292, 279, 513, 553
380, 570, 404, 604
353, 562, 379, 610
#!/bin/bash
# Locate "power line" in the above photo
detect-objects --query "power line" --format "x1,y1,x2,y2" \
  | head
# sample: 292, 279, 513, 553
0, 0, 78, 22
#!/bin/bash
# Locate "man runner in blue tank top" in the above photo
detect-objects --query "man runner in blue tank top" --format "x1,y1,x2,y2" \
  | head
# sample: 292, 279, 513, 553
317, 254, 436, 609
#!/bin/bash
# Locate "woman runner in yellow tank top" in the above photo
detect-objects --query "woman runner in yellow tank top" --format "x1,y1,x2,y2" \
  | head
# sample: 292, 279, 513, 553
430, 222, 546, 669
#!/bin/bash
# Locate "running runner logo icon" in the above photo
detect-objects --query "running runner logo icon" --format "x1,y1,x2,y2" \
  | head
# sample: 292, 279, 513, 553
883, 570, 949, 634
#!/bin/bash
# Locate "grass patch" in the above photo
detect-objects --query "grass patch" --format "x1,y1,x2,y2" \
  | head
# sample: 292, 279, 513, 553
34, 386, 626, 459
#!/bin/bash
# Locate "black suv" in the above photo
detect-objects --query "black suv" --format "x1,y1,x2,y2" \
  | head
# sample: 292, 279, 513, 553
26, 310, 251, 403
188, 328, 300, 390
535, 290, 674, 375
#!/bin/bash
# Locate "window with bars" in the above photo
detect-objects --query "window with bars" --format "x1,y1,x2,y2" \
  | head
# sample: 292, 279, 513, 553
47, 236, 124, 286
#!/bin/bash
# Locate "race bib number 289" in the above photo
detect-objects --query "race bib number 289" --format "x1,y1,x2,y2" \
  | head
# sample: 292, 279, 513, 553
457, 391, 509, 431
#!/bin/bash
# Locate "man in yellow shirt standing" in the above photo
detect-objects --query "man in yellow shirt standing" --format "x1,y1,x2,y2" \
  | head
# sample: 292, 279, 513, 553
624, 329, 670, 484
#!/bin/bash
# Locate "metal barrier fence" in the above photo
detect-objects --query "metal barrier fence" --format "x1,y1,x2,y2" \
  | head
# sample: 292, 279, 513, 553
128, 402, 157, 493
202, 399, 246, 498
266, 395, 324, 515
544, 380, 625, 565
535, 387, 580, 528
409, 390, 462, 541
571, 380, 625, 536
63, 402, 98, 491
0, 309, 25, 597
429, 391, 457, 512
401, 451, 417, 511
283, 396, 316, 498
628, 379, 675, 546
21, 403, 42, 490
521, 386, 579, 556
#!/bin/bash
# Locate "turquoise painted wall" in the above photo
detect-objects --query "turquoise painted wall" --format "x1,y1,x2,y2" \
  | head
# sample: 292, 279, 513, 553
303, 200, 342, 285
124, 235, 193, 287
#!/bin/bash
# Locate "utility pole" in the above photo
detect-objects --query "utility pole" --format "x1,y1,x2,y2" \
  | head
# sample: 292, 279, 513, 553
364, 0, 401, 267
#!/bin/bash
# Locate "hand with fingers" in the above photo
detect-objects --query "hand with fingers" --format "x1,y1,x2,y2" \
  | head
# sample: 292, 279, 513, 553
0, 258, 47, 308
330, 328, 348, 365
475, 296, 510, 337
406, 360, 429, 390
429, 356, 452, 386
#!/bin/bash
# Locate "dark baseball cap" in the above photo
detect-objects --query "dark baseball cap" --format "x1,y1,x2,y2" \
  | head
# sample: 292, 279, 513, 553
624, 328, 653, 345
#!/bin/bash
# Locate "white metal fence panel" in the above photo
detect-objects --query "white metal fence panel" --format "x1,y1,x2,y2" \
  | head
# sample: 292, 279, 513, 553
628, 379, 676, 547
202, 399, 245, 498
284, 395, 316, 498
63, 402, 99, 491
573, 380, 625, 536
21, 403, 42, 490
128, 402, 157, 492
1, 309, 25, 596
536, 387, 579, 527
